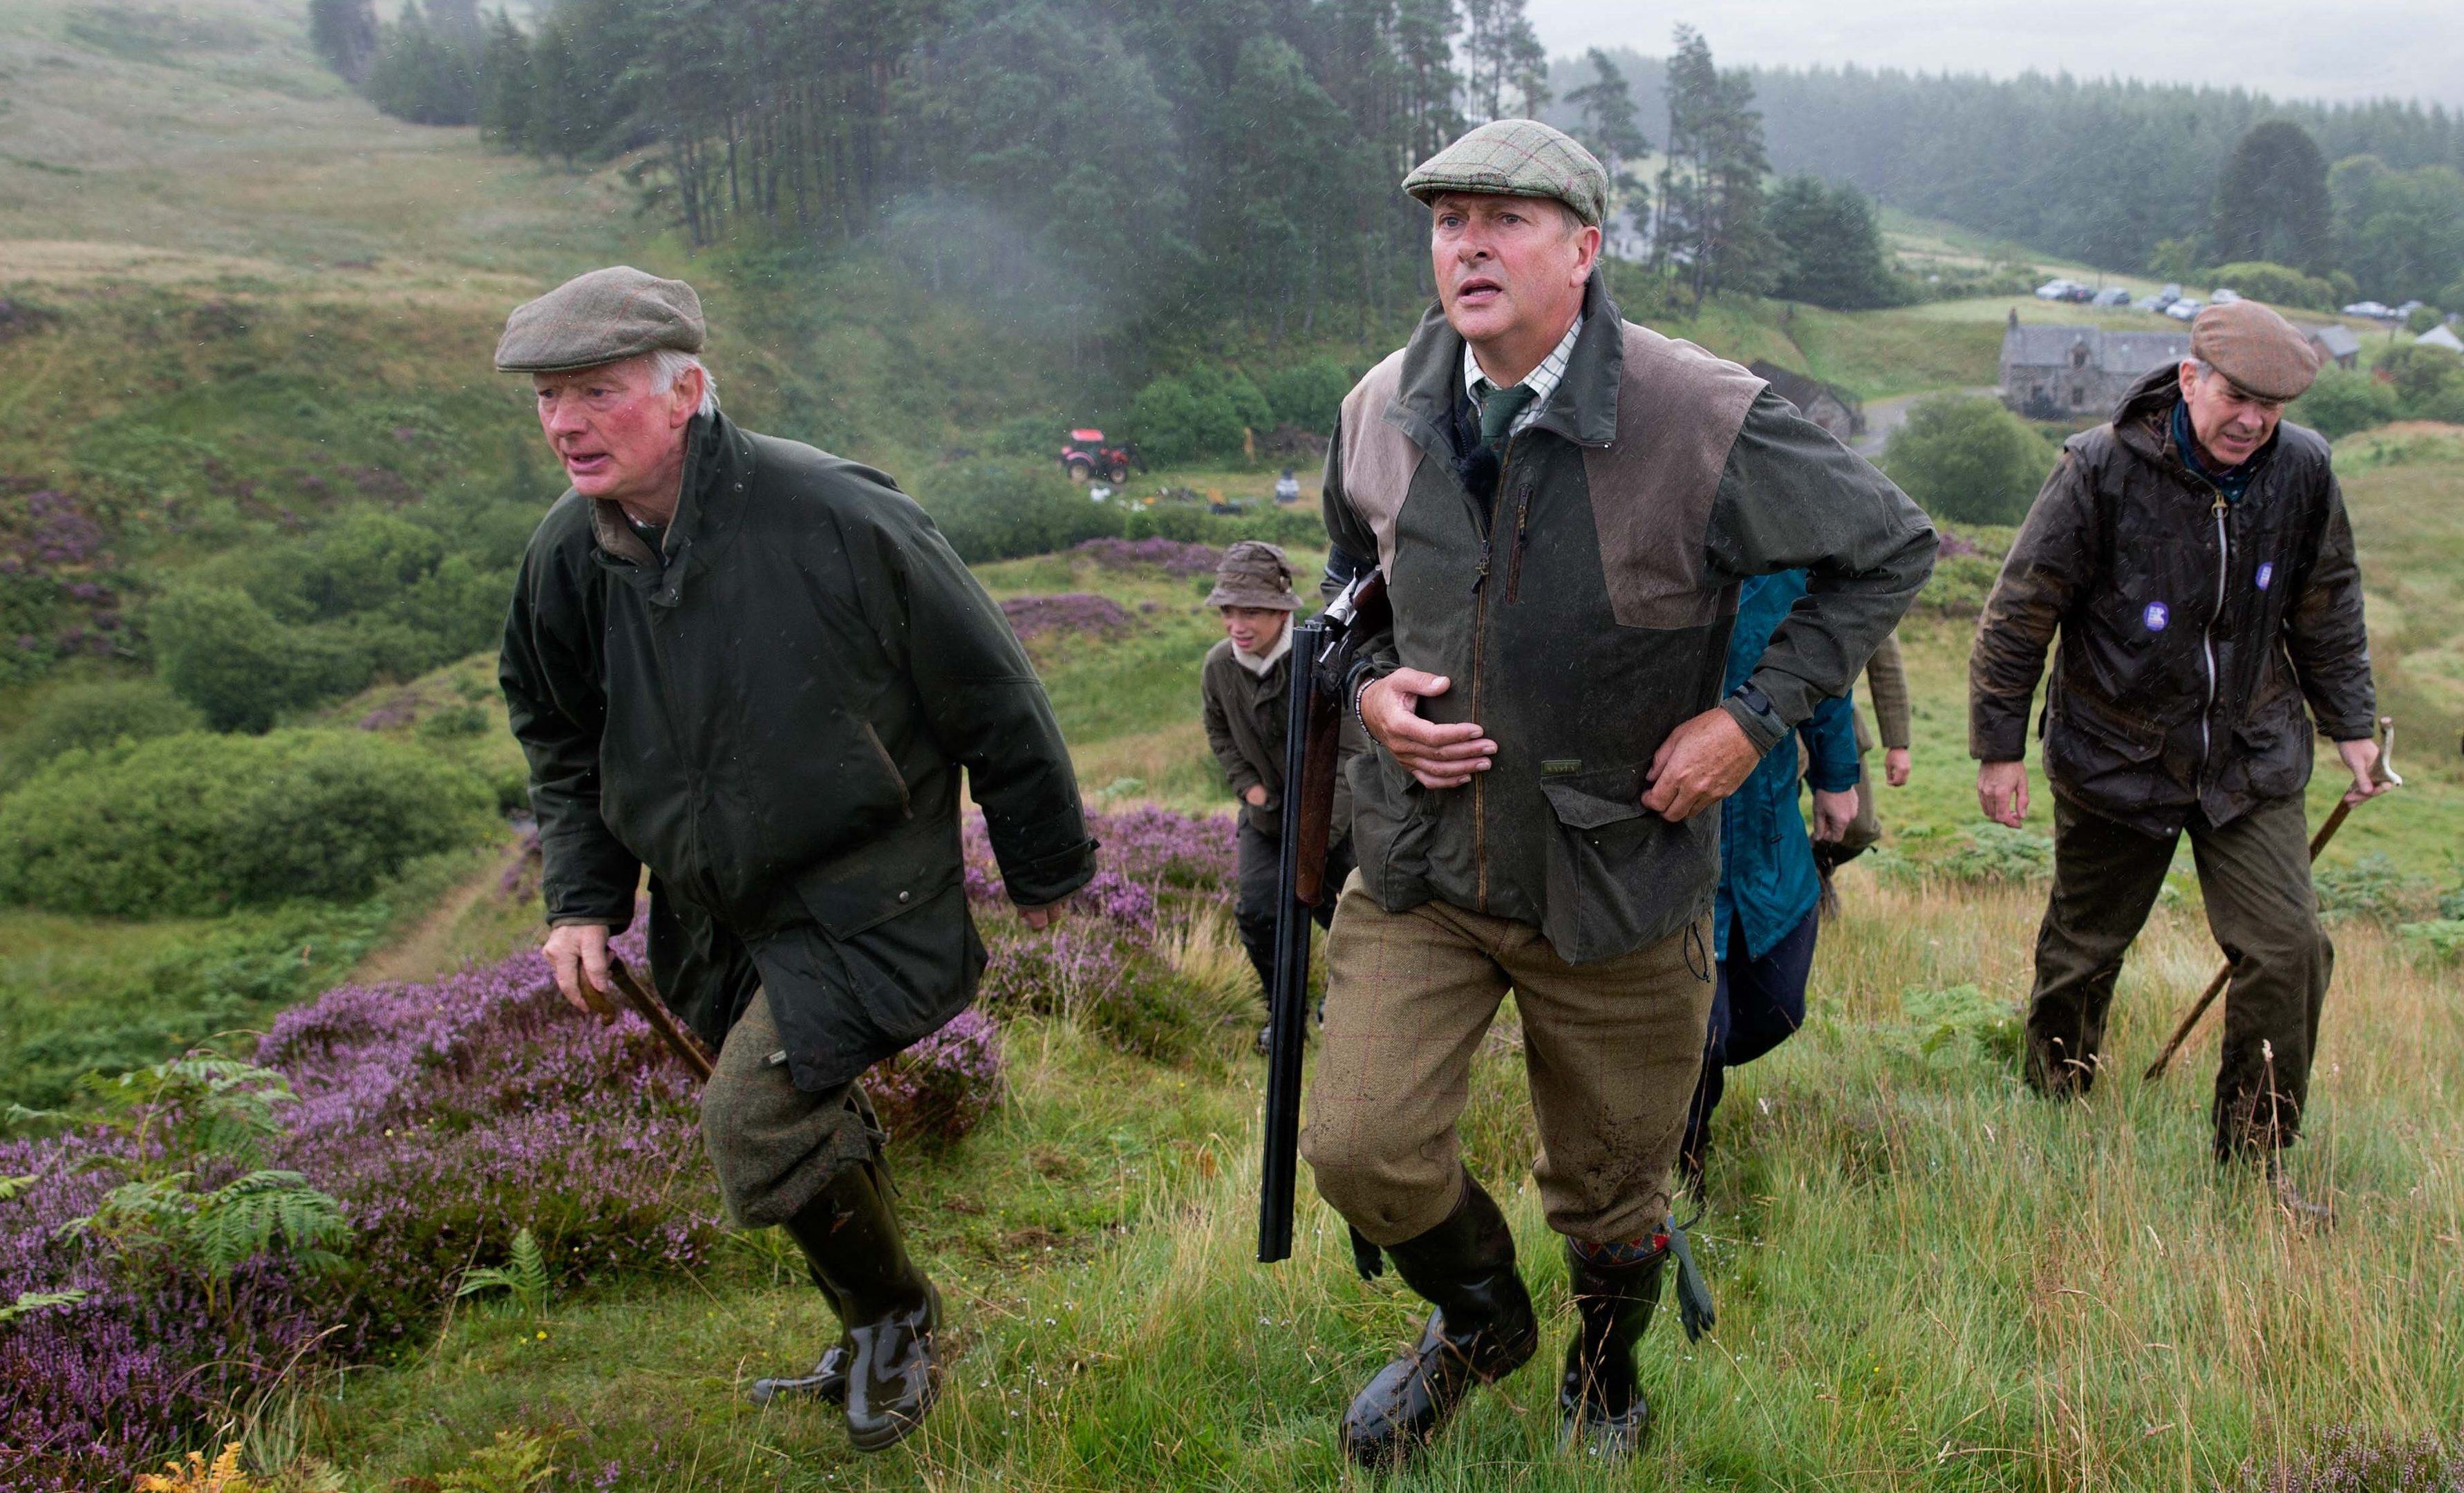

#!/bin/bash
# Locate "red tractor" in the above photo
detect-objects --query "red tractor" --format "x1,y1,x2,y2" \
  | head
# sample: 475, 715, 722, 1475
1060, 429, 1137, 484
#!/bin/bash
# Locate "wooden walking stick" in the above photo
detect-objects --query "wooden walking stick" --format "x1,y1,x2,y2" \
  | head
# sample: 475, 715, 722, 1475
559, 955, 717, 1082
2143, 715, 2400, 1081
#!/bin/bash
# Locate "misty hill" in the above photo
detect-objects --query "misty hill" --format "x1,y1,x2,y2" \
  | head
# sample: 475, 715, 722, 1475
1550, 48, 2464, 285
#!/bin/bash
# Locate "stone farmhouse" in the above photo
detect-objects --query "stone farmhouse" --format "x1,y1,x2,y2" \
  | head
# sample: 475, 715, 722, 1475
1748, 361, 1863, 441
1998, 310, 2188, 420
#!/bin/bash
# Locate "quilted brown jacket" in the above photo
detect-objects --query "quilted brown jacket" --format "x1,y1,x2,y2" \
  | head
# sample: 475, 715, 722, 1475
1324, 273, 1935, 964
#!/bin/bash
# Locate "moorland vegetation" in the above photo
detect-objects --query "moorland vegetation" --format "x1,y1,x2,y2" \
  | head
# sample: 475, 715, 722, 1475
3, 0, 2463, 1486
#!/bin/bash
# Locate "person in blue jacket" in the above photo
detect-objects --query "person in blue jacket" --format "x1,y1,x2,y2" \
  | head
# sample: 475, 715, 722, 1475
1680, 568, 1863, 1189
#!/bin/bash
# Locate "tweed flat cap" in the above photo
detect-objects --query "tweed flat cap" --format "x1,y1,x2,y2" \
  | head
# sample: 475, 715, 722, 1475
2192, 300, 2322, 402
494, 265, 705, 373
1402, 120, 1609, 227
1206, 541, 1298, 611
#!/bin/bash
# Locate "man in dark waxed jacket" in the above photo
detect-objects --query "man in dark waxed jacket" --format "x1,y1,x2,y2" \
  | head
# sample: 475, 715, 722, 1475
1971, 299, 2386, 1171
495, 267, 1093, 1451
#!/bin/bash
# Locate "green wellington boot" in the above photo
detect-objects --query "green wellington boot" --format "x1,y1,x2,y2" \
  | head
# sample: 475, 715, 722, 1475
782, 1159, 943, 1450
1339, 1174, 1539, 1469
1558, 1236, 1670, 1457
746, 1262, 853, 1407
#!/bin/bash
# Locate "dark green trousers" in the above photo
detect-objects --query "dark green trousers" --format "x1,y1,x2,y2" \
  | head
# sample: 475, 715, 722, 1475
2024, 791, 2331, 1156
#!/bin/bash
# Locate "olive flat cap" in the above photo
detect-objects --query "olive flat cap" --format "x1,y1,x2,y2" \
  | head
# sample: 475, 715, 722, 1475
2192, 299, 2322, 402
493, 265, 705, 373
1205, 540, 1298, 611
1402, 120, 1610, 227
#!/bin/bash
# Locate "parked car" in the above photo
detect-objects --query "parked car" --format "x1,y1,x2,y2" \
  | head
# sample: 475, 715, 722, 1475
2211, 287, 2241, 305
2132, 294, 2166, 313
2091, 286, 2132, 307
2035, 278, 2088, 301
2164, 298, 2203, 321
2342, 300, 2396, 319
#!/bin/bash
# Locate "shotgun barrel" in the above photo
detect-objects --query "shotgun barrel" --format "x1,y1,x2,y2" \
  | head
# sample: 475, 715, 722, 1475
1257, 570, 1389, 1264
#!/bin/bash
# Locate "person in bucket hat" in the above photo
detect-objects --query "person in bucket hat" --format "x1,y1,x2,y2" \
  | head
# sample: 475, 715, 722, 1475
1199, 541, 1355, 1047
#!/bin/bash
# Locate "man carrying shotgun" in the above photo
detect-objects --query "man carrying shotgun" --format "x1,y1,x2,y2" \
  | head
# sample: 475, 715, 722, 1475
1971, 299, 2385, 1175
1296, 121, 1935, 1466
494, 267, 1095, 1449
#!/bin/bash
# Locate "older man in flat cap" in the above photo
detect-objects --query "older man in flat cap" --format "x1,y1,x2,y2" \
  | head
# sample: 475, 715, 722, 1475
1301, 120, 1935, 1465
494, 266, 1095, 1449
1973, 299, 2384, 1176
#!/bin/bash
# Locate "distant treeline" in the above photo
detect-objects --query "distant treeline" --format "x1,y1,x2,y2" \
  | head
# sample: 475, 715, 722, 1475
316, 0, 1550, 351
1554, 50, 2464, 299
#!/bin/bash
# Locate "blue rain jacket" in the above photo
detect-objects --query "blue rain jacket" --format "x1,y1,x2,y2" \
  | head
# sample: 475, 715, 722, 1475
1715, 570, 1861, 961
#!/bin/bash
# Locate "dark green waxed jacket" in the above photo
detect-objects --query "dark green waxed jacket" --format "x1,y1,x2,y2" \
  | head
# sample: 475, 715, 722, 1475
1324, 274, 1935, 964
1969, 367, 2376, 836
501, 412, 1095, 1091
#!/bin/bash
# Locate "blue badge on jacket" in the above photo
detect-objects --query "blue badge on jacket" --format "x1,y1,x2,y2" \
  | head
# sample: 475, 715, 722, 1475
2144, 601, 2170, 632
2256, 561, 2274, 591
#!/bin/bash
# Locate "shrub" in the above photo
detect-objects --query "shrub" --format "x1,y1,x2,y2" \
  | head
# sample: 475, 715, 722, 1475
1261, 358, 1353, 435
149, 585, 371, 733
1129, 366, 1274, 466
0, 679, 200, 778
1934, 824, 2055, 883
2371, 343, 2464, 422
2314, 852, 2432, 926
1883, 395, 2060, 526
915, 460, 1121, 563
2290, 366, 2400, 440
0, 729, 495, 917
1000, 592, 1134, 641
2206, 261, 2338, 310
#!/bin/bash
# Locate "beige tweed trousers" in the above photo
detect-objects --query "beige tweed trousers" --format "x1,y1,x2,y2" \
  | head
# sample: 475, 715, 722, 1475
1300, 872, 1715, 1248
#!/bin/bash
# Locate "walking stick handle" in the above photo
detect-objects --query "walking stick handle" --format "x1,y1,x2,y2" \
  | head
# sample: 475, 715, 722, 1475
2144, 715, 2396, 1082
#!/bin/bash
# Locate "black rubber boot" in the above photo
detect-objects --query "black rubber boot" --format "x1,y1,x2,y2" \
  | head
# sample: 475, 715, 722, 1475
1339, 1174, 1539, 1470
746, 1262, 853, 1406
782, 1160, 943, 1450
1558, 1237, 1669, 1457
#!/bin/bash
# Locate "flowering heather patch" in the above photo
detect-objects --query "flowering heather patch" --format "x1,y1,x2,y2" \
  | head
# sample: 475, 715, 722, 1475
1072, 536, 1223, 577
867, 1008, 1004, 1145
0, 1133, 328, 1493
0, 930, 730, 1490
0, 483, 129, 682
1935, 526, 1988, 559
999, 592, 1132, 641
2231, 1427, 2464, 1492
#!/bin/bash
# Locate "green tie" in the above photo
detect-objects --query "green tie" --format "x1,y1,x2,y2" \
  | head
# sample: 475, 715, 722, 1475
1477, 382, 1538, 449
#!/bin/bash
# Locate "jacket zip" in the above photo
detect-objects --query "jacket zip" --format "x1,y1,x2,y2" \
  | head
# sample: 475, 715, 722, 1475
2196, 482, 2228, 797
638, 575, 717, 908
1504, 485, 1534, 604
1467, 437, 1515, 913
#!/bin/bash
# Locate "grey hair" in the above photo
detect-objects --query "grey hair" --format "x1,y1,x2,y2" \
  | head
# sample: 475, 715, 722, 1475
646, 348, 720, 415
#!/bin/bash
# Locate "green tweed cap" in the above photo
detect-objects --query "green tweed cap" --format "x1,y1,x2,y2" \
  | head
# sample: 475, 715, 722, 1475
493, 265, 705, 373
1402, 120, 1609, 227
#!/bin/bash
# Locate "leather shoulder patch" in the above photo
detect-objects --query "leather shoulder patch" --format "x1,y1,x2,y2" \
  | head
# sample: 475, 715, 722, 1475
1336, 350, 1422, 577
1582, 322, 1766, 628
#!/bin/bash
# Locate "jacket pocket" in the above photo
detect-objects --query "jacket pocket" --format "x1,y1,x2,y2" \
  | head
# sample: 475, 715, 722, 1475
829, 879, 984, 1044
2231, 702, 2311, 802
1538, 764, 1719, 964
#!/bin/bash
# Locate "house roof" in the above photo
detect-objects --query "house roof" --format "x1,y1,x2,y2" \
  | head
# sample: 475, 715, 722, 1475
2305, 323, 2363, 358
2001, 324, 2192, 375
1747, 359, 1856, 415
2415, 323, 2464, 353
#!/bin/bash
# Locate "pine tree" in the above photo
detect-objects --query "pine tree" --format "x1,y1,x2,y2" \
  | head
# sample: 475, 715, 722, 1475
2211, 120, 2334, 273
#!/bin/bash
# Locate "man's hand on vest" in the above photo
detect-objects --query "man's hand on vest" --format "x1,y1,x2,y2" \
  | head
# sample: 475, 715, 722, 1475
1642, 708, 1760, 821
1360, 669, 1496, 789
543, 922, 615, 1015
1977, 760, 2031, 827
